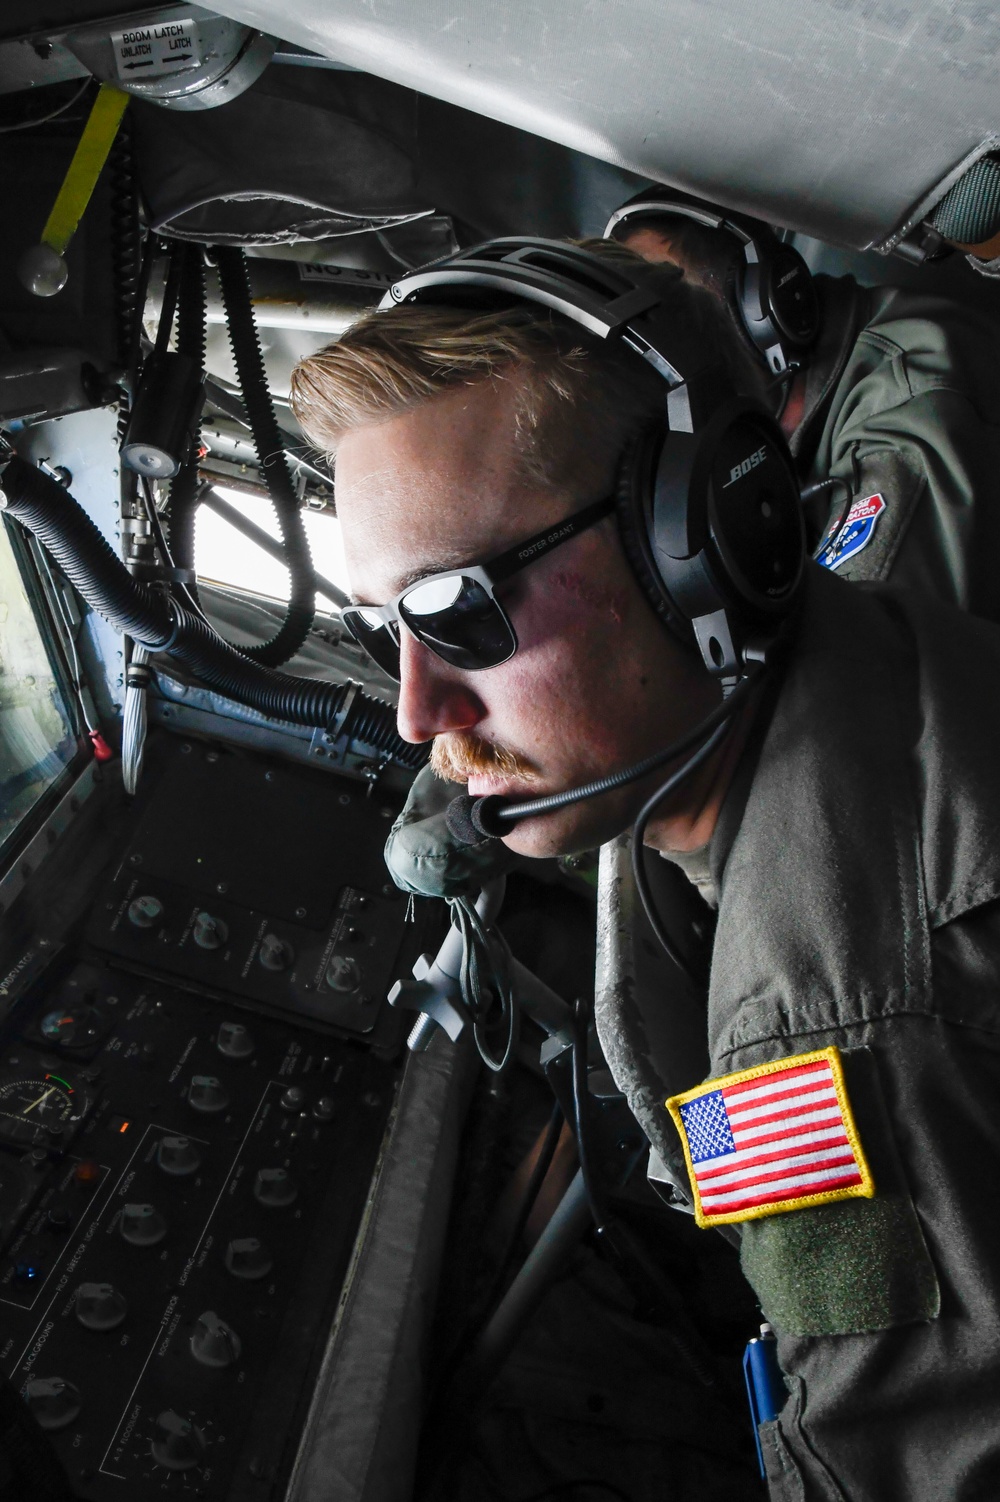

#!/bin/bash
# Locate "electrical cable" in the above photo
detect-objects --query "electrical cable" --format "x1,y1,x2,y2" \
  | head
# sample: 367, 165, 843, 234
448, 894, 519, 1072
629, 713, 737, 976
0, 78, 93, 133
121, 644, 150, 795
803, 476, 854, 557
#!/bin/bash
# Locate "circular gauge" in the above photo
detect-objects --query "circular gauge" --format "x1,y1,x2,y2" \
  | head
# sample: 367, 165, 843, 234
0, 1077, 78, 1145
39, 1007, 105, 1051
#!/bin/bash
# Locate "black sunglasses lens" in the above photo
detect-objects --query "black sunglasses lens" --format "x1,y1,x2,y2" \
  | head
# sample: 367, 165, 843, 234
399, 575, 516, 670
341, 608, 401, 680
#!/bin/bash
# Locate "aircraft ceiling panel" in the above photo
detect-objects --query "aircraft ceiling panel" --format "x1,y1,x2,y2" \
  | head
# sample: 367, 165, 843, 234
202, 0, 1000, 250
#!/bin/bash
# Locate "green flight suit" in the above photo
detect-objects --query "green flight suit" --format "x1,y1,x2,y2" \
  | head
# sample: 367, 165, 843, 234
697, 562, 1000, 1499
794, 275, 1000, 620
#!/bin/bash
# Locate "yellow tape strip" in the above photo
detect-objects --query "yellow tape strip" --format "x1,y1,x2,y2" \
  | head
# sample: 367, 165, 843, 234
41, 83, 130, 256
665, 1045, 875, 1229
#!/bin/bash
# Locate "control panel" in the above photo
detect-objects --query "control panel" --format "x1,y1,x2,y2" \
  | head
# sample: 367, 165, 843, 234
0, 960, 398, 1498
86, 739, 410, 1042
0, 733, 429, 1499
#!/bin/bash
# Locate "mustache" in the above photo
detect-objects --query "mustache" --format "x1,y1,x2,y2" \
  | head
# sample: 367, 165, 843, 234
430, 732, 540, 786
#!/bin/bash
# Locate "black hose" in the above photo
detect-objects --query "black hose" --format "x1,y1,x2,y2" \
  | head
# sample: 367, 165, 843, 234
0, 456, 425, 769
214, 245, 315, 666
169, 241, 207, 600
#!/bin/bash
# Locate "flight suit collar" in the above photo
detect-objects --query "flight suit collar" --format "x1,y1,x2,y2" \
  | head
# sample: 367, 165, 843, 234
787, 274, 871, 473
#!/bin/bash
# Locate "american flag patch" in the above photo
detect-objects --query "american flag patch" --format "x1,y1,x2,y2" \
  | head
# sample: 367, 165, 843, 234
665, 1047, 874, 1228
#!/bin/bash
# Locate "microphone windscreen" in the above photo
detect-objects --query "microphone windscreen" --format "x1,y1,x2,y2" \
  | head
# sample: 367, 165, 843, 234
446, 795, 491, 846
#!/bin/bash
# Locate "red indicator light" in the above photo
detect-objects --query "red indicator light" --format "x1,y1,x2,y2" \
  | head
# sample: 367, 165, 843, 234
119, 1122, 130, 1134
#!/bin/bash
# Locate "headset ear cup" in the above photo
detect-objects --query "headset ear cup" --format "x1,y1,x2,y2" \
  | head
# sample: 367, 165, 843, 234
724, 257, 769, 369
614, 426, 690, 642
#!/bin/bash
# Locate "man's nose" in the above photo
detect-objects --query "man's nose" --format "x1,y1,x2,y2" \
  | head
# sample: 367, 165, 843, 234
395, 628, 486, 744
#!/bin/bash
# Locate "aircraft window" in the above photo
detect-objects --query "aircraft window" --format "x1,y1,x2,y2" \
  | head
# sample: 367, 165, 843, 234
0, 520, 77, 853
194, 484, 350, 608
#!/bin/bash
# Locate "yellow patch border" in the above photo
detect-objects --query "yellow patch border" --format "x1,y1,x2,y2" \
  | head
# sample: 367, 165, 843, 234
665, 1046, 875, 1229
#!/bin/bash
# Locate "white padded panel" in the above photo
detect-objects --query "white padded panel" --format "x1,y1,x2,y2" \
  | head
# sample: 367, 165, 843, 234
208, 0, 1000, 250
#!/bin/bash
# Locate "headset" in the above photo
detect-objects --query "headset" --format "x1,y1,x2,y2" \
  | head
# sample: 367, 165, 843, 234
604, 187, 820, 376
378, 238, 806, 940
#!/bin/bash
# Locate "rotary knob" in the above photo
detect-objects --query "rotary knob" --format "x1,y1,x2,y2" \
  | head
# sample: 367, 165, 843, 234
190, 1310, 242, 1368
188, 1075, 230, 1114
253, 1167, 298, 1208
192, 912, 228, 950
312, 1096, 335, 1122
120, 1202, 167, 1246
151, 1410, 206, 1471
156, 1135, 201, 1177
128, 894, 164, 930
279, 1084, 305, 1112
75, 1282, 127, 1331
258, 933, 293, 972
224, 1236, 273, 1281
217, 1021, 253, 1059
23, 1377, 81, 1431
324, 953, 362, 993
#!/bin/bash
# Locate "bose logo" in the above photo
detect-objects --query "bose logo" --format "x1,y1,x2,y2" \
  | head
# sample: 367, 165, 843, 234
777, 267, 800, 289
722, 446, 768, 488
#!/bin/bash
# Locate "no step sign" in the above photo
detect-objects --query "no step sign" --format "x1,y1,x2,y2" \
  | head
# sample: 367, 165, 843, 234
112, 18, 203, 79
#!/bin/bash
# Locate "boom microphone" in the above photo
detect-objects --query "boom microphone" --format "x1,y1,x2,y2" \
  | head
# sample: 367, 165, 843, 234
445, 670, 761, 844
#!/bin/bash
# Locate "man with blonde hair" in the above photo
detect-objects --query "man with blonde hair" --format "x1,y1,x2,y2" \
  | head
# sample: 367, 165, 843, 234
291, 236, 1000, 1500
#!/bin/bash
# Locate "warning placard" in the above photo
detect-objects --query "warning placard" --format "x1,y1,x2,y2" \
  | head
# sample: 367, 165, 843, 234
112, 18, 202, 79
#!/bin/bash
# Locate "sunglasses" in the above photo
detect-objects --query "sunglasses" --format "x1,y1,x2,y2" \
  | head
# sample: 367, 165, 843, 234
341, 493, 616, 680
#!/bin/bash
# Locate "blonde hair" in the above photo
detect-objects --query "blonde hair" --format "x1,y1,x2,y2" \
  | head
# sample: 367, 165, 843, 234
290, 240, 765, 492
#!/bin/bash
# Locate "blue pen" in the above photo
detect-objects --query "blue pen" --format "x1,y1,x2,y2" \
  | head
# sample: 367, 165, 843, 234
743, 1322, 787, 1477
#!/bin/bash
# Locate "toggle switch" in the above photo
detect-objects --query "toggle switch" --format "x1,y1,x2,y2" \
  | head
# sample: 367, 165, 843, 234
253, 1167, 297, 1208
188, 1076, 230, 1114
224, 1236, 273, 1281
75, 1282, 127, 1331
151, 1410, 206, 1471
120, 1202, 167, 1246
217, 1021, 253, 1060
157, 1135, 201, 1177
23, 1377, 81, 1431
190, 1310, 242, 1368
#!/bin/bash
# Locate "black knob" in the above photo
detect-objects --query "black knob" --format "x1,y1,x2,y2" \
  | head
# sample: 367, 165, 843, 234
279, 1085, 305, 1112
75, 1282, 127, 1331
151, 1410, 206, 1471
128, 894, 164, 930
217, 1021, 253, 1059
190, 1310, 242, 1368
23, 1377, 81, 1431
188, 1075, 230, 1114
157, 1135, 201, 1177
120, 1202, 167, 1246
258, 933, 293, 972
312, 1096, 335, 1123
324, 954, 361, 993
253, 1167, 298, 1207
224, 1236, 273, 1281
192, 911, 227, 950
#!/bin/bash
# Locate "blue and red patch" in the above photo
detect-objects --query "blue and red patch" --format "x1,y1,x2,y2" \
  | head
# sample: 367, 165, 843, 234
816, 493, 886, 570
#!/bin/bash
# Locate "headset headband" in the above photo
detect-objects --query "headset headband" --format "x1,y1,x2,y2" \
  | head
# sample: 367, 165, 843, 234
380, 237, 703, 392
602, 191, 819, 374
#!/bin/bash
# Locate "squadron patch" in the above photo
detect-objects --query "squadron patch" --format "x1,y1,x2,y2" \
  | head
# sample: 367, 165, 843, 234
666, 1047, 874, 1228
816, 492, 886, 570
